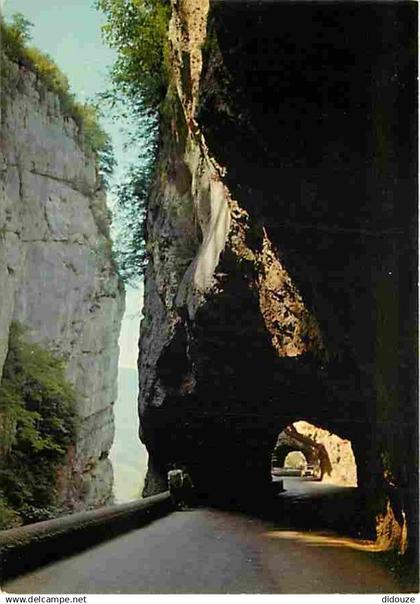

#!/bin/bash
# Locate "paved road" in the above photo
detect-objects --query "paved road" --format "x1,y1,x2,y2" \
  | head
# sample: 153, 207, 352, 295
3, 479, 403, 594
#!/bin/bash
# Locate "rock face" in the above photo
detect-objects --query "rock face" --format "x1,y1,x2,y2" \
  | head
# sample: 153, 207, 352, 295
0, 56, 125, 510
138, 0, 417, 555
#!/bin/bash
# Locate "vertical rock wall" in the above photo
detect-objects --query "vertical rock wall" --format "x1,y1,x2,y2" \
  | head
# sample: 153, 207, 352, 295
0, 56, 125, 510
138, 0, 417, 555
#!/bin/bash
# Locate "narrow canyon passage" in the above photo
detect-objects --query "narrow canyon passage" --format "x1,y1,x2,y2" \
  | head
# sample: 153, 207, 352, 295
0, 0, 416, 591
3, 479, 405, 594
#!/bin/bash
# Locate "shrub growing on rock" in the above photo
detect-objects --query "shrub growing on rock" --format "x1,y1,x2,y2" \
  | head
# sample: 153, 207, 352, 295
0, 323, 77, 528
0, 14, 112, 158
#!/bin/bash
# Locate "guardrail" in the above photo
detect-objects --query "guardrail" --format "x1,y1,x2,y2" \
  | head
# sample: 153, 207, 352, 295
0, 492, 173, 583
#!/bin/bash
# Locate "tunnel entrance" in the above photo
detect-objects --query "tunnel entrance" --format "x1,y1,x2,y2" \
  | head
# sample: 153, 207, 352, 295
283, 452, 306, 471
271, 421, 357, 487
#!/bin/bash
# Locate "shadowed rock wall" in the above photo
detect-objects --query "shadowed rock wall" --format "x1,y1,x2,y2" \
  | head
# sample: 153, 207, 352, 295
138, 0, 417, 554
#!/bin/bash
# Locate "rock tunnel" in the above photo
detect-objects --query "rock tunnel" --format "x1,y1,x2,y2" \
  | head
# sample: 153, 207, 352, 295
273, 434, 323, 478
273, 427, 326, 476
138, 0, 417, 554
272, 421, 357, 486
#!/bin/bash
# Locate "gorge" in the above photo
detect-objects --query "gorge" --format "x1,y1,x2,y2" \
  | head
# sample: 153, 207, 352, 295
0, 0, 417, 576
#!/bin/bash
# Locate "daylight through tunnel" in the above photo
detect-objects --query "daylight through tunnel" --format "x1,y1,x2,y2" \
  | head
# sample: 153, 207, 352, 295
272, 422, 357, 486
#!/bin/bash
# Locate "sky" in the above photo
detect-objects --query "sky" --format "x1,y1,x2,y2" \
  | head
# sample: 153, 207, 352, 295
2, 0, 143, 369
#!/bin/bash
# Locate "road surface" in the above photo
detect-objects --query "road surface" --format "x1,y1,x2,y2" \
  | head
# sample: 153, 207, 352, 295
3, 479, 404, 594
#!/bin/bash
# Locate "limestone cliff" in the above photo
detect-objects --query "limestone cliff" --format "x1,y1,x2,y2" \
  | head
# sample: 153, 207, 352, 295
138, 0, 417, 555
0, 55, 124, 511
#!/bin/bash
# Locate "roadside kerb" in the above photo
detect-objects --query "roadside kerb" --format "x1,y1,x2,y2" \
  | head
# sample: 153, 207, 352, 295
0, 491, 173, 582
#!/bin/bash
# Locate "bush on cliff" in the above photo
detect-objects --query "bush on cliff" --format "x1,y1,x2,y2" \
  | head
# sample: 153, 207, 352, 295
0, 323, 77, 529
0, 13, 112, 160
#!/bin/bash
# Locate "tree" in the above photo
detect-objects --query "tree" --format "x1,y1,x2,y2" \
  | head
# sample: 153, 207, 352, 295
97, 0, 170, 109
97, 0, 170, 284
6, 12, 33, 43
113, 162, 154, 285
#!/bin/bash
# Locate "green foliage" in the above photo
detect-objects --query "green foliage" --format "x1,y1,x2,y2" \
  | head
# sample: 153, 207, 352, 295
96, 0, 171, 283
0, 494, 21, 530
113, 160, 155, 285
97, 0, 171, 109
0, 15, 113, 169
0, 323, 77, 528
2, 11, 33, 46
107, 102, 158, 283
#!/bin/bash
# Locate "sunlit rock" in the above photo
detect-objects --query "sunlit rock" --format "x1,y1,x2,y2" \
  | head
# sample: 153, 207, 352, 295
0, 55, 125, 512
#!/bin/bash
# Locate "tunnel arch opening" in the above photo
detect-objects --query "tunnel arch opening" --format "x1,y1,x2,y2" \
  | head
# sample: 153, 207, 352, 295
271, 421, 357, 487
284, 451, 306, 470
